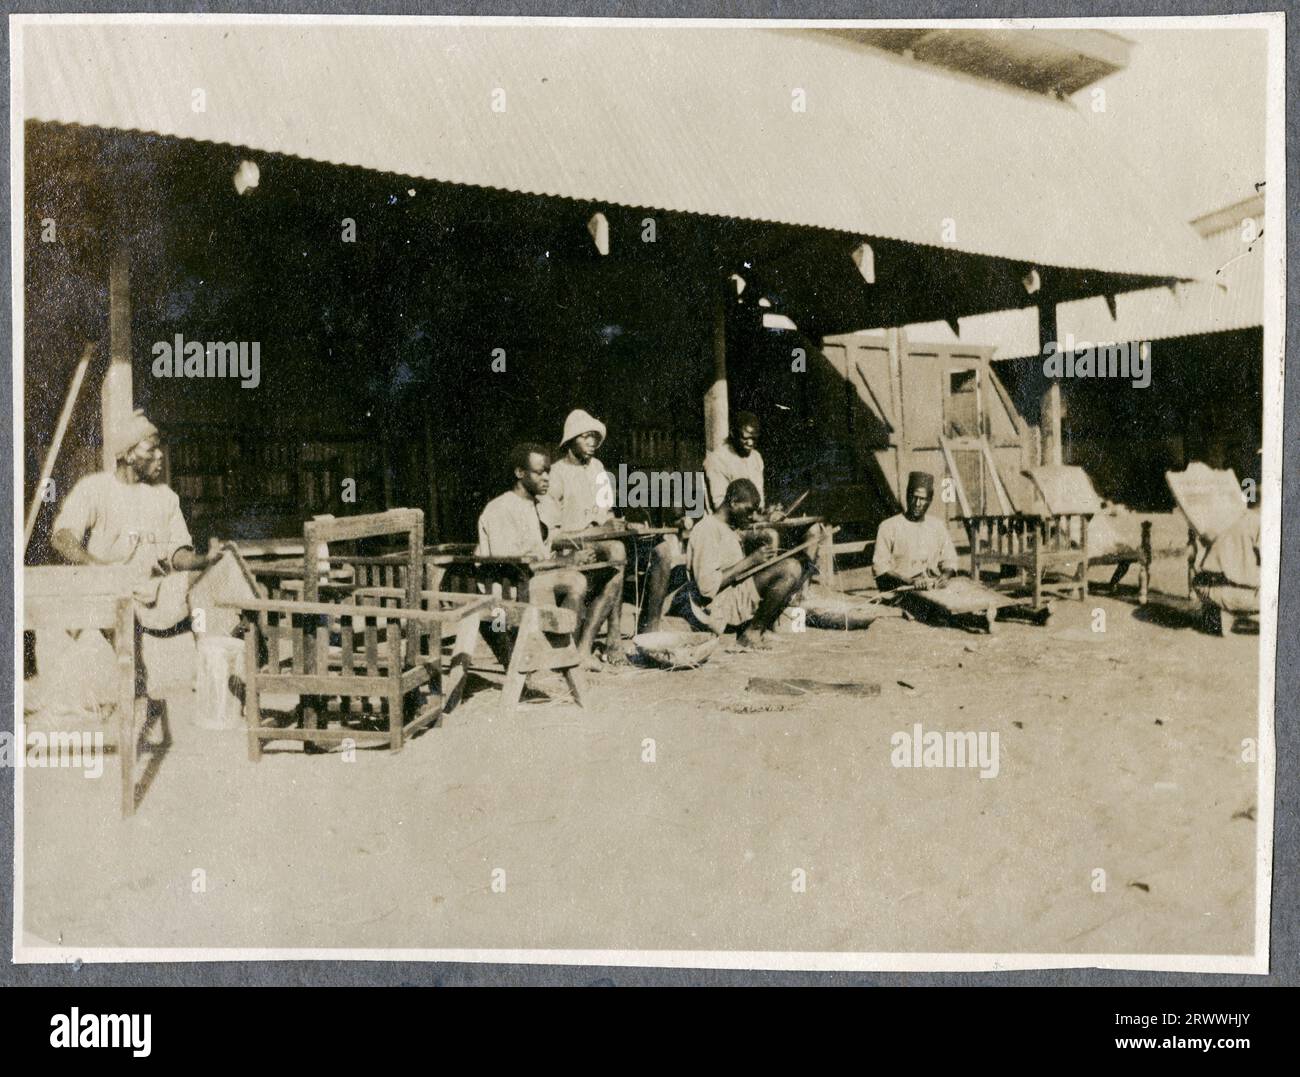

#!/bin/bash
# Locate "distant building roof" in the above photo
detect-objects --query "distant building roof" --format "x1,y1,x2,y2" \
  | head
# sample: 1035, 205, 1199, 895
21, 21, 1208, 283
905, 192, 1264, 352
816, 27, 1132, 96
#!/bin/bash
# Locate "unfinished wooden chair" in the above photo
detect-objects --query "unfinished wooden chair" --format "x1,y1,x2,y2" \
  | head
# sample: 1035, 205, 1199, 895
225, 509, 488, 755
229, 591, 488, 758
964, 465, 1100, 610
965, 513, 1090, 610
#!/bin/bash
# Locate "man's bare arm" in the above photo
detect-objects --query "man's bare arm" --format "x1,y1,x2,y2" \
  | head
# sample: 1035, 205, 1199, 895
50, 528, 98, 565
170, 547, 214, 572
716, 549, 772, 592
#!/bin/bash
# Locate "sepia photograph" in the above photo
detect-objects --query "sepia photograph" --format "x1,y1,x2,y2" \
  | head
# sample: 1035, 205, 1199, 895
10, 11, 1284, 973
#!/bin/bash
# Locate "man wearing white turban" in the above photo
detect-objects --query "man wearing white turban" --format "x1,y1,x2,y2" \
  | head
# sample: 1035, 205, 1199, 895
51, 409, 214, 627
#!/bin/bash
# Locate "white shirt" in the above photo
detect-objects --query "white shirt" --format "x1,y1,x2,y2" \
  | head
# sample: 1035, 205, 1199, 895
539, 456, 615, 533
873, 512, 959, 582
52, 471, 192, 580
704, 442, 765, 510
477, 491, 551, 559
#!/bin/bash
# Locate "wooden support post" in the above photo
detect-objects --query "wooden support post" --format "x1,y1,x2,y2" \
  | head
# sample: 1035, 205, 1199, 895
703, 280, 728, 451
423, 405, 437, 540
885, 326, 906, 498
1038, 301, 1062, 467
102, 250, 133, 471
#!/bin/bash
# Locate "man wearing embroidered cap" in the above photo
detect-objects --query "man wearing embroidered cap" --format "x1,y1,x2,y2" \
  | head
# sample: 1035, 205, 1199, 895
872, 470, 958, 592
51, 409, 214, 620
540, 409, 629, 668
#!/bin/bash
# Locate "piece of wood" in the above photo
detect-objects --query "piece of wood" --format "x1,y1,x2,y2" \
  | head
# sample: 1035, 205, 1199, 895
730, 535, 819, 585
441, 609, 482, 713
905, 576, 1016, 615
24, 593, 124, 631
937, 436, 973, 517
783, 490, 810, 516
24, 564, 134, 598
704, 278, 729, 452
243, 618, 262, 762
303, 508, 424, 545
220, 595, 488, 622
980, 439, 1013, 514
388, 628, 404, 752
1038, 301, 1062, 467
1025, 465, 1102, 516
25, 343, 94, 554
115, 596, 136, 817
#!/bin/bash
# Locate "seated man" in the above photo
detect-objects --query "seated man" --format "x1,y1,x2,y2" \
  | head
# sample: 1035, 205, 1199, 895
1192, 506, 1260, 635
680, 478, 803, 651
50, 410, 217, 692
477, 442, 596, 669
539, 409, 630, 667
51, 409, 214, 588
704, 411, 767, 513
873, 470, 959, 597
704, 410, 781, 553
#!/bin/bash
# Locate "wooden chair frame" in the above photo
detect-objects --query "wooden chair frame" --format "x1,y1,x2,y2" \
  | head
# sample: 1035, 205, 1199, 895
229, 593, 489, 758
964, 513, 1091, 610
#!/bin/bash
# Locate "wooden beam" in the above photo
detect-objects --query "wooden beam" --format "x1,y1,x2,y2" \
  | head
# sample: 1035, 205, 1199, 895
937, 435, 973, 517
25, 343, 94, 554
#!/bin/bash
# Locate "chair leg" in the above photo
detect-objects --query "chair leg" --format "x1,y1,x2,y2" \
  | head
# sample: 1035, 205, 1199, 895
501, 605, 585, 711
501, 667, 528, 711
389, 630, 404, 752
442, 612, 480, 714
563, 666, 587, 708
243, 626, 263, 763
501, 607, 538, 711
115, 598, 136, 817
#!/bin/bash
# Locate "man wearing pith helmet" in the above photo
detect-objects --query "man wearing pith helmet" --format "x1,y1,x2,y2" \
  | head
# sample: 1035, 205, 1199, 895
540, 409, 629, 668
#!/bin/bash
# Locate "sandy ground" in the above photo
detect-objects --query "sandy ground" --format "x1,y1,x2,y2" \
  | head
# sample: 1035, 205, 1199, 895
20, 524, 1260, 957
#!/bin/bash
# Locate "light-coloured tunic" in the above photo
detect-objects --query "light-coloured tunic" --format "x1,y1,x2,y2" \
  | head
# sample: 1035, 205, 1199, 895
1202, 510, 1260, 589
477, 491, 551, 559
540, 457, 615, 533
686, 513, 760, 632
52, 472, 192, 581
703, 442, 765, 510
872, 512, 959, 582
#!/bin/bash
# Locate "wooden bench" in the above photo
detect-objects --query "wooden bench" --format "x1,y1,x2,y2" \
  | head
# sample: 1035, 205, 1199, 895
354, 585, 587, 711
23, 566, 151, 818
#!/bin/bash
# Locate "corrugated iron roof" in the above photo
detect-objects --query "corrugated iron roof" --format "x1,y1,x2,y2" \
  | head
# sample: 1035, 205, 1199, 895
905, 202, 1263, 352
20, 21, 1211, 279
1051, 211, 1264, 343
